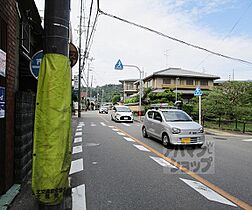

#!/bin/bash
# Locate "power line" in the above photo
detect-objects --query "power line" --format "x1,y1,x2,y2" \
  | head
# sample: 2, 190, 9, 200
98, 9, 252, 65
195, 0, 252, 69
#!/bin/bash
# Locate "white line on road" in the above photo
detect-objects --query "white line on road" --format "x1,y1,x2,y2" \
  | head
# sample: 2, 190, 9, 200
70, 159, 83, 175
74, 137, 82, 143
133, 144, 151, 152
117, 132, 125, 136
90, 123, 97, 127
100, 122, 106, 126
108, 126, 115, 128
72, 146, 83, 154
76, 128, 82, 131
122, 123, 130, 127
149, 156, 177, 168
180, 178, 237, 207
77, 125, 82, 128
72, 184, 87, 210
242, 139, 252, 142
78, 122, 85, 126
123, 137, 135, 142
112, 129, 119, 131
75, 132, 82, 137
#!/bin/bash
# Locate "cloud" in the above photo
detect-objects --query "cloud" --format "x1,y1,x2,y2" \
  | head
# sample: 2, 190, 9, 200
37, 0, 252, 85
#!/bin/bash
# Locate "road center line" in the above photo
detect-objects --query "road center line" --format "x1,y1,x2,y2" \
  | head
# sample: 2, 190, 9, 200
117, 132, 125, 136
114, 127, 252, 210
150, 156, 177, 168
133, 144, 151, 152
123, 137, 135, 142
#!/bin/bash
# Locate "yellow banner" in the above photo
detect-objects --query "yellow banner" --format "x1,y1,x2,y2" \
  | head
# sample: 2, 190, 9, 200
32, 54, 72, 204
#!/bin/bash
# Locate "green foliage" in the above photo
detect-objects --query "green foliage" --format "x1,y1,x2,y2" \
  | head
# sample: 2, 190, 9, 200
125, 95, 139, 104
186, 81, 252, 121
147, 89, 176, 104
112, 94, 121, 104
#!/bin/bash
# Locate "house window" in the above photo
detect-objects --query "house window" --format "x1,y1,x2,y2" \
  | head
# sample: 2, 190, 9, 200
200, 80, 208, 86
180, 80, 184, 85
186, 79, 193, 85
163, 78, 171, 84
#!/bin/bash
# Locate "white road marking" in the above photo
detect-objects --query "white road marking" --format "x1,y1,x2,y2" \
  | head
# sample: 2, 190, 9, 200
117, 132, 125, 136
75, 132, 82, 137
149, 156, 177, 168
77, 125, 82, 128
90, 123, 96, 127
72, 184, 86, 210
112, 129, 119, 131
86, 143, 100, 147
133, 145, 151, 152
79, 122, 85, 126
122, 123, 130, 127
70, 159, 83, 175
92, 162, 98, 165
76, 128, 82, 131
123, 137, 135, 142
100, 122, 106, 126
74, 137, 82, 143
180, 178, 237, 207
242, 139, 252, 142
108, 126, 115, 128
72, 146, 83, 154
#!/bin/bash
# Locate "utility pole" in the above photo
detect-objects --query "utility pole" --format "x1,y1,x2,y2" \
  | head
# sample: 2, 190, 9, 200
78, 0, 83, 117
33, 0, 71, 209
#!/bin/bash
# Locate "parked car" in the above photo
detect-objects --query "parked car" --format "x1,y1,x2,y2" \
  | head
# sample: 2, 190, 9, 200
99, 106, 108, 114
111, 105, 133, 122
142, 108, 205, 147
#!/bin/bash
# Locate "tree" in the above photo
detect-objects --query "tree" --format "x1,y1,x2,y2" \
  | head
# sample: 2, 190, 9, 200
112, 94, 121, 104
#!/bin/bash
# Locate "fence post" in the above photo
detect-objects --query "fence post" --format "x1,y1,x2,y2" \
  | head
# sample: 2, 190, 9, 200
235, 119, 238, 130
243, 121, 246, 133
218, 116, 221, 128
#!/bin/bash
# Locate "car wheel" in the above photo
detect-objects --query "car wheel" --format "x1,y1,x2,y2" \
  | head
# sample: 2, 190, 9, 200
162, 134, 170, 147
142, 126, 148, 138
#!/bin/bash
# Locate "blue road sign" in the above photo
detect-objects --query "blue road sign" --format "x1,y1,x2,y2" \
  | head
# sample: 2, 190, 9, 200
115, 59, 123, 70
0, 86, 5, 118
30, 50, 44, 79
194, 86, 202, 96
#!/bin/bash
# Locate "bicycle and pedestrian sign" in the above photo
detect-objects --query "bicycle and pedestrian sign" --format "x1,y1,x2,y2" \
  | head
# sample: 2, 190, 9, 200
115, 59, 123, 70
194, 86, 202, 96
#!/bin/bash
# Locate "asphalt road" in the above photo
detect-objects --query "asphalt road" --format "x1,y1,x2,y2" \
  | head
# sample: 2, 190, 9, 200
70, 111, 252, 210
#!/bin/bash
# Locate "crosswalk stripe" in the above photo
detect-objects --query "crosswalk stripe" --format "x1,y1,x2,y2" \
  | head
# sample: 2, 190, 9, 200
149, 156, 177, 168
72, 184, 87, 210
108, 126, 115, 128
74, 137, 82, 143
133, 144, 150, 152
70, 159, 83, 175
112, 129, 119, 131
72, 146, 83, 154
180, 178, 237, 207
90, 123, 96, 127
76, 128, 82, 131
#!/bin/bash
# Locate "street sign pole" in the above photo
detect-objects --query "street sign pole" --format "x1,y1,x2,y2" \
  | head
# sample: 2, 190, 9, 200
199, 95, 202, 125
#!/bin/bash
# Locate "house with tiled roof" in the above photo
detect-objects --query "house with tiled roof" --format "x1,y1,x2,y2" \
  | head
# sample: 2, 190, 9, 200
143, 68, 220, 101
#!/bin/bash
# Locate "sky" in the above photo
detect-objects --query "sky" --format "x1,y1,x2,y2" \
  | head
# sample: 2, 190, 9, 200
35, 0, 252, 86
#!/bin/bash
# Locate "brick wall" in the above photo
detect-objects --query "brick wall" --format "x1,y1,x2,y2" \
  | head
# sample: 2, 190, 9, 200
0, 0, 18, 194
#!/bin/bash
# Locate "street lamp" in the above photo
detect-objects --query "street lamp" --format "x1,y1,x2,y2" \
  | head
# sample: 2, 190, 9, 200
175, 77, 179, 102
123, 65, 143, 119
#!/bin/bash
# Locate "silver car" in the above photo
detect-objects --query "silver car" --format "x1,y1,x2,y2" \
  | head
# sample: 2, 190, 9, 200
111, 105, 133, 122
142, 109, 205, 147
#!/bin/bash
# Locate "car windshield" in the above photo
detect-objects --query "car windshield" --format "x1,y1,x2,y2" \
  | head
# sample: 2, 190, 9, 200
162, 111, 192, 122
116, 107, 131, 112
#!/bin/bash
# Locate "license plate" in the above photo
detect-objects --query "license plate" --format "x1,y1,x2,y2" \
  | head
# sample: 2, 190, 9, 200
181, 138, 191, 144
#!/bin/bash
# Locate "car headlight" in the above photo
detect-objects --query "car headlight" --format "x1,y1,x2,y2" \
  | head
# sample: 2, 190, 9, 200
171, 127, 181, 134
199, 127, 204, 133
